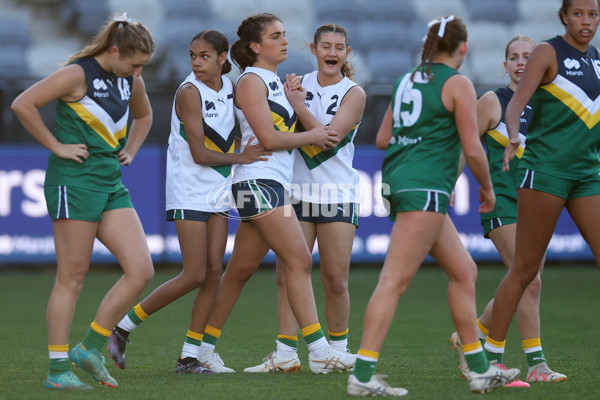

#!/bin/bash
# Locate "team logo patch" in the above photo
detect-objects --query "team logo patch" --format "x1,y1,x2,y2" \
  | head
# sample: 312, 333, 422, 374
564, 58, 581, 70
269, 81, 279, 91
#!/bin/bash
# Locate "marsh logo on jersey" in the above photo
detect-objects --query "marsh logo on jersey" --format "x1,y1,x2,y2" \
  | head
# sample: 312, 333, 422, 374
204, 100, 219, 118
564, 58, 583, 76
304, 91, 314, 108
93, 78, 109, 98
269, 81, 282, 96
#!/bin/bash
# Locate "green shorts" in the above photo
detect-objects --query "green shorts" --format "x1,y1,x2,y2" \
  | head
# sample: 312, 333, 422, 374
481, 194, 517, 237
385, 190, 450, 221
44, 184, 133, 222
518, 168, 600, 200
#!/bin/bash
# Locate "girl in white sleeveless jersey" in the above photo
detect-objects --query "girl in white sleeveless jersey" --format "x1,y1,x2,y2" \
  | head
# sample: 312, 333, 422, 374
108, 30, 269, 374
244, 23, 366, 373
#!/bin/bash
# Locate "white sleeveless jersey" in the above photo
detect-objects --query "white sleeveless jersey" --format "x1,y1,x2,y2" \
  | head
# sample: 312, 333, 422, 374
291, 71, 361, 203
165, 73, 236, 212
233, 67, 297, 186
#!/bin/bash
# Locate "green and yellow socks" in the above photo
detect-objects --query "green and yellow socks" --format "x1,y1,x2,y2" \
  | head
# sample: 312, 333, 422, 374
301, 323, 328, 357
181, 330, 203, 359
81, 321, 112, 351
116, 304, 149, 336
522, 338, 546, 368
198, 325, 221, 354
48, 344, 70, 376
354, 349, 378, 383
462, 342, 489, 373
276, 334, 298, 359
478, 319, 547, 368
329, 329, 349, 352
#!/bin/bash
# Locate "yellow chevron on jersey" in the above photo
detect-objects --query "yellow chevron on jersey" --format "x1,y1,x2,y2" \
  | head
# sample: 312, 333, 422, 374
542, 75, 600, 129
67, 96, 128, 148
178, 121, 235, 154
487, 121, 526, 159
298, 124, 358, 158
269, 100, 296, 133
205, 136, 234, 153
297, 125, 357, 170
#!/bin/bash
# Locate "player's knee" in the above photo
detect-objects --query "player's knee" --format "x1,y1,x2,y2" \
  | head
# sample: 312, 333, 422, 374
322, 271, 349, 295
525, 274, 542, 298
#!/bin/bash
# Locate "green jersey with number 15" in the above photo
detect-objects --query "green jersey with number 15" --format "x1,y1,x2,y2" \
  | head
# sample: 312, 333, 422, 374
382, 63, 461, 197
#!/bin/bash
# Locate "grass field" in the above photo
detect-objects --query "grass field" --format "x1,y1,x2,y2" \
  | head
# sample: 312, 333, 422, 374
0, 263, 598, 399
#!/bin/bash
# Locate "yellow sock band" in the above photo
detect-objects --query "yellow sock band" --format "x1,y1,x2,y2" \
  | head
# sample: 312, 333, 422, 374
357, 349, 379, 359
328, 329, 349, 337
204, 325, 222, 338
277, 334, 298, 341
462, 341, 482, 354
522, 338, 542, 350
477, 319, 489, 336
301, 323, 321, 337
187, 330, 203, 341
48, 344, 69, 352
486, 337, 506, 349
134, 303, 149, 320
91, 321, 111, 337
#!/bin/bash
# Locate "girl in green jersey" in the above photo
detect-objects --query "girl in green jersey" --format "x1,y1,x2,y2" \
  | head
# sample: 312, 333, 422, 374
348, 16, 518, 396
12, 14, 155, 390
487, 0, 600, 370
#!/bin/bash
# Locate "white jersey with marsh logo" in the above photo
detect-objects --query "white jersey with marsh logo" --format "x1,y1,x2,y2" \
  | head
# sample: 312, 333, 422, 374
291, 71, 361, 204
165, 73, 235, 213
233, 67, 297, 186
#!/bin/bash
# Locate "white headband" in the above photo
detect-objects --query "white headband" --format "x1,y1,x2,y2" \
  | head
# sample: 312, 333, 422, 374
427, 15, 455, 38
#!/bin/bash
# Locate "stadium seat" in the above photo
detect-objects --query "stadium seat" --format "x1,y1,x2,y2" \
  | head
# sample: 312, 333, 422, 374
156, 20, 207, 82
61, 0, 111, 37
362, 0, 418, 22
412, 0, 468, 22
366, 48, 415, 84
277, 51, 316, 82
162, 0, 213, 20
356, 20, 424, 53
0, 45, 31, 79
0, 18, 31, 47
464, 0, 519, 24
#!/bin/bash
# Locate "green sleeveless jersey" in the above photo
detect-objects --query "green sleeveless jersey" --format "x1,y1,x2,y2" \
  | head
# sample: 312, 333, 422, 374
44, 57, 133, 191
382, 64, 460, 197
521, 36, 600, 179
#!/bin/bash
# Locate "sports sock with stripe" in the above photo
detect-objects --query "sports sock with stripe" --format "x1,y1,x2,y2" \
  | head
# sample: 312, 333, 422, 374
301, 323, 327, 358
181, 330, 203, 359
48, 344, 70, 376
117, 303, 149, 333
484, 337, 505, 364
354, 349, 378, 383
81, 321, 111, 351
329, 329, 349, 352
276, 335, 298, 359
522, 338, 546, 367
463, 341, 488, 373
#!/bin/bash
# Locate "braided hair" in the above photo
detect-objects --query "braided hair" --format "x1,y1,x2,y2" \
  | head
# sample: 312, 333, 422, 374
411, 15, 466, 82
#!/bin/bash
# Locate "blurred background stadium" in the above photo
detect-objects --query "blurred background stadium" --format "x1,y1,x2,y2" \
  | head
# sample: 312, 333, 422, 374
0, 0, 596, 265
